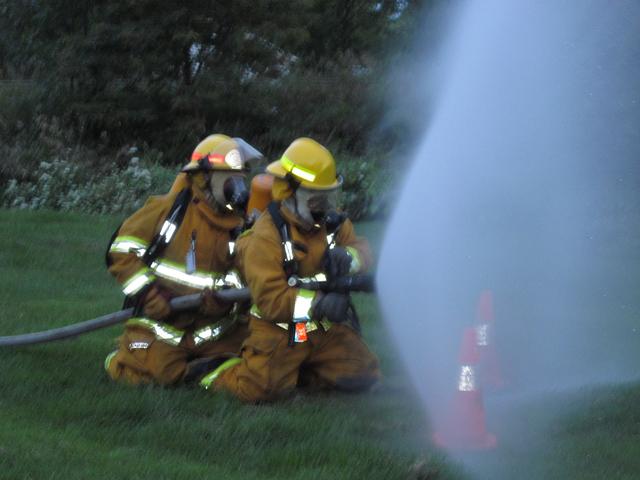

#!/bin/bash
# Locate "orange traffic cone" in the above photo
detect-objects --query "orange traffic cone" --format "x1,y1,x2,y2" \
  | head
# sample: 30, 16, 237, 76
475, 290, 505, 389
433, 327, 497, 450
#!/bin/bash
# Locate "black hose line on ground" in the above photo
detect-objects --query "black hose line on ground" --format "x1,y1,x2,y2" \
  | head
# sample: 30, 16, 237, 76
0, 288, 250, 347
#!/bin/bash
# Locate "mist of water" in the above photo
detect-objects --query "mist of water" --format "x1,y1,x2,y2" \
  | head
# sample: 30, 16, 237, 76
378, 0, 640, 476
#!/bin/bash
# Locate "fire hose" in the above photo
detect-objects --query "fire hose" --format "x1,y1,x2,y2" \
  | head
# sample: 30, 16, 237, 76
0, 274, 375, 347
0, 288, 250, 348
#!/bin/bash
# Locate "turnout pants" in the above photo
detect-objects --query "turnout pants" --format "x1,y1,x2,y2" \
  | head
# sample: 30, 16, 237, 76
105, 322, 249, 386
214, 317, 380, 402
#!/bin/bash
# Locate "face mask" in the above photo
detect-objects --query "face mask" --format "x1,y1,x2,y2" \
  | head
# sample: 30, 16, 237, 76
208, 172, 248, 214
293, 187, 339, 226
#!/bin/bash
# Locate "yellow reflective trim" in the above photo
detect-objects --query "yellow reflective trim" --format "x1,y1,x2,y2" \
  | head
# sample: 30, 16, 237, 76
126, 317, 184, 346
151, 259, 218, 290
104, 350, 118, 372
276, 320, 325, 333
192, 317, 237, 346
200, 357, 242, 390
293, 289, 315, 322
122, 269, 155, 295
250, 304, 262, 319
150, 259, 243, 291
280, 156, 316, 182
319, 319, 332, 331
110, 235, 149, 256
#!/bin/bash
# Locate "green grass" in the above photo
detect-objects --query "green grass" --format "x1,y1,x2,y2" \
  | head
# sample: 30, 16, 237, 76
1, 209, 640, 480
0, 209, 455, 480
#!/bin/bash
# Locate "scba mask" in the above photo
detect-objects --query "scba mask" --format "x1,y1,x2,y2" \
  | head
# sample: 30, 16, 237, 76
293, 186, 340, 227
208, 171, 249, 215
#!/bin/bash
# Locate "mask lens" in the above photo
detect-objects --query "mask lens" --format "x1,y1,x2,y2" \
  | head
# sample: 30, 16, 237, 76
223, 175, 249, 212
307, 190, 338, 213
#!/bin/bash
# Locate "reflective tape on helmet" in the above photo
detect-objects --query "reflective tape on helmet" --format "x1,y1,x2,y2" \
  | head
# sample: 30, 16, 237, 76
193, 317, 237, 346
109, 236, 149, 256
345, 246, 362, 274
122, 268, 155, 295
293, 289, 315, 322
126, 317, 185, 346
280, 155, 317, 182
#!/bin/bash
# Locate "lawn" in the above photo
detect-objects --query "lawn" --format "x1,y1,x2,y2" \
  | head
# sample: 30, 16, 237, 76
1, 209, 639, 479
0, 209, 456, 480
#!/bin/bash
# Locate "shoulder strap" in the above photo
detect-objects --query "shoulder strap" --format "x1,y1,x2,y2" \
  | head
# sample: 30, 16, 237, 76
104, 221, 123, 268
324, 210, 347, 249
267, 201, 298, 277
141, 187, 192, 266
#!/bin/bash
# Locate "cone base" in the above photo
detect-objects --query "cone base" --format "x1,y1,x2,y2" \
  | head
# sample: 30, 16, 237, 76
432, 431, 497, 451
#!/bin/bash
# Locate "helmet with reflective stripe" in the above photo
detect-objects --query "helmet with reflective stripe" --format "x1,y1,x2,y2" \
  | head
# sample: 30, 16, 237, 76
169, 134, 230, 194
266, 138, 341, 191
181, 135, 263, 173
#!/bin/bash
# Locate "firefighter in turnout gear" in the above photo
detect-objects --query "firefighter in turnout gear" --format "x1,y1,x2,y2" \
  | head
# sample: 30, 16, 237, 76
104, 134, 262, 385
200, 137, 380, 401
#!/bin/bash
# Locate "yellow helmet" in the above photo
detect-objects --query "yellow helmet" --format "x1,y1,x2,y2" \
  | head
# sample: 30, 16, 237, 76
181, 135, 263, 173
182, 134, 236, 172
190, 134, 232, 163
266, 138, 341, 190
168, 134, 229, 193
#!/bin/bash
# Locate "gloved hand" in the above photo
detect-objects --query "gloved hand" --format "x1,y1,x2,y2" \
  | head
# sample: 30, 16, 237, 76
200, 288, 232, 316
142, 285, 172, 320
324, 247, 352, 279
312, 292, 350, 323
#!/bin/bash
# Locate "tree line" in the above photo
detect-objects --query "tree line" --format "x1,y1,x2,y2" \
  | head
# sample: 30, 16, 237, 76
0, 1, 431, 162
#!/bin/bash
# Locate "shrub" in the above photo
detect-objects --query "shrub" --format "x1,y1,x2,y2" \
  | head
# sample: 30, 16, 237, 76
2, 154, 175, 216
1, 144, 392, 220
337, 150, 392, 220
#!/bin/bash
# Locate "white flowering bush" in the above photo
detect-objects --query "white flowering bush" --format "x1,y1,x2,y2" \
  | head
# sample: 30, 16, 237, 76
2, 155, 174, 215
2, 145, 392, 220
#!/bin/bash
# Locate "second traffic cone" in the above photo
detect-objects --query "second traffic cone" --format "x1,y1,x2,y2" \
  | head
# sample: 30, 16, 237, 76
433, 327, 497, 450
475, 290, 505, 390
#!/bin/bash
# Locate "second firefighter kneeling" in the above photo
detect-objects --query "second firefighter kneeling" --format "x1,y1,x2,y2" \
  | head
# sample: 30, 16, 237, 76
202, 137, 381, 401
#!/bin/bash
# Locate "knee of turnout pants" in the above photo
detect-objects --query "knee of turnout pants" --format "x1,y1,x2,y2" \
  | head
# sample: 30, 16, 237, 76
105, 326, 189, 386
306, 324, 381, 392
215, 318, 309, 403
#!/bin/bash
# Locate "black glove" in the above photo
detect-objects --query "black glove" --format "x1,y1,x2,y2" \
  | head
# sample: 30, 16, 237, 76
324, 247, 352, 279
312, 292, 350, 323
